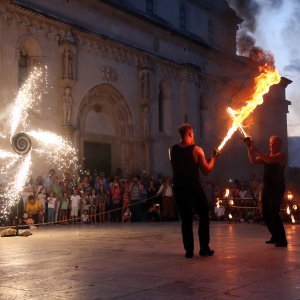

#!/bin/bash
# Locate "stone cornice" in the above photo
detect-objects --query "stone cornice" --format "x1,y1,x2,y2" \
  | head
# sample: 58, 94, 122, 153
1, 1, 218, 88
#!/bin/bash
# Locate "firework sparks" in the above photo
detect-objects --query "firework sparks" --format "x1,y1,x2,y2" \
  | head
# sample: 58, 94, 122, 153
0, 66, 78, 220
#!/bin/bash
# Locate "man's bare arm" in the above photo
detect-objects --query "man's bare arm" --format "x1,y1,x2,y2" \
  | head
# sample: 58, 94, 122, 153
194, 146, 216, 176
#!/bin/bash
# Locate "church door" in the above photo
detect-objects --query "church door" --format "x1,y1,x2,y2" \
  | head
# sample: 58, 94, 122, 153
83, 142, 111, 175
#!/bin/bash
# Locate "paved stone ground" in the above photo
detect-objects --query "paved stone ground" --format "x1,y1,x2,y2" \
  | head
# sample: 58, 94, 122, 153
0, 221, 300, 300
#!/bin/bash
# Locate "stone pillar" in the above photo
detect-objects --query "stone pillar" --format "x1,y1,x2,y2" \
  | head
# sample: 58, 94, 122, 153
58, 30, 77, 140
138, 60, 154, 172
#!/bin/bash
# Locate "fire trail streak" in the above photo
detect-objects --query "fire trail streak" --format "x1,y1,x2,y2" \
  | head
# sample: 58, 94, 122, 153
217, 63, 281, 152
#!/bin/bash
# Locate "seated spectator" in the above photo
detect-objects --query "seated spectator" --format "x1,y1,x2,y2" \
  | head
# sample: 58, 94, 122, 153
24, 195, 43, 225
82, 209, 90, 224
122, 207, 132, 223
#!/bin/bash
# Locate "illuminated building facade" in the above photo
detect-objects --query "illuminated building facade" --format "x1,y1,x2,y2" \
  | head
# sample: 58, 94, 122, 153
0, 0, 291, 180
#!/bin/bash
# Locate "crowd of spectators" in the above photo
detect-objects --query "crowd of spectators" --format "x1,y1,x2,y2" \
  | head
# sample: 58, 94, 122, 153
4, 169, 179, 226
1, 169, 298, 226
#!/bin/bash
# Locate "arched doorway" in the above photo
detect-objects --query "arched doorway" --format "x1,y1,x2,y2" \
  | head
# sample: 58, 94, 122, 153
76, 84, 133, 176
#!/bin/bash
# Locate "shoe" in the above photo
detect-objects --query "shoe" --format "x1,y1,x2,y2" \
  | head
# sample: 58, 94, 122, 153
275, 241, 288, 247
185, 251, 194, 258
199, 247, 214, 257
265, 239, 276, 244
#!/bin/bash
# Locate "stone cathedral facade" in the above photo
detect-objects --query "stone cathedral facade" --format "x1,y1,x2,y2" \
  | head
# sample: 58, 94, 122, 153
0, 0, 291, 181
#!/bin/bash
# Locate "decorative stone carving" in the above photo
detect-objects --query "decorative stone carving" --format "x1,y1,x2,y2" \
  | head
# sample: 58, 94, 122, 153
101, 66, 118, 82
63, 87, 73, 125
59, 30, 77, 86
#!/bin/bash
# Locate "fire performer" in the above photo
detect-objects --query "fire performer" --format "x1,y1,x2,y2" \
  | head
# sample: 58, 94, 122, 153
244, 135, 288, 247
170, 123, 218, 258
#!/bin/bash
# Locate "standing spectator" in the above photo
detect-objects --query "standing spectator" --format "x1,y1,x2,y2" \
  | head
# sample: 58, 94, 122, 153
59, 192, 70, 224
47, 191, 56, 223
98, 184, 106, 223
156, 177, 175, 221
82, 176, 92, 194
51, 176, 63, 222
34, 176, 44, 197
70, 189, 81, 223
37, 187, 47, 223
110, 179, 121, 222
129, 176, 142, 222
44, 169, 55, 193
89, 189, 98, 224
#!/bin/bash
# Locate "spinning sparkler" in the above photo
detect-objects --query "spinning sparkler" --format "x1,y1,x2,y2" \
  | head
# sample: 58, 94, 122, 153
0, 66, 78, 220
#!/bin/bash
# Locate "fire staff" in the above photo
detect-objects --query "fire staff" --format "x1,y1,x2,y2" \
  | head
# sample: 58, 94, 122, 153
170, 123, 218, 258
245, 135, 288, 247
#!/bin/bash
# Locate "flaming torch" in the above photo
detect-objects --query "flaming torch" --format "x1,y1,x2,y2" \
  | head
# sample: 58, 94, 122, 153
216, 56, 281, 152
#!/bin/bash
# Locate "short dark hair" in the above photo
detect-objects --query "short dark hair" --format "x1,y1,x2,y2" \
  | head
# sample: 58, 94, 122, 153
178, 123, 192, 138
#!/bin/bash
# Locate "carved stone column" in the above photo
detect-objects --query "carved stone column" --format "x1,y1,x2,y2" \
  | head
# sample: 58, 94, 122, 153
58, 30, 77, 140
138, 59, 154, 171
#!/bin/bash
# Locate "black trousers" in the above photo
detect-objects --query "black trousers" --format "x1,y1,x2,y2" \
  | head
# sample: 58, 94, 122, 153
173, 183, 210, 252
262, 186, 287, 243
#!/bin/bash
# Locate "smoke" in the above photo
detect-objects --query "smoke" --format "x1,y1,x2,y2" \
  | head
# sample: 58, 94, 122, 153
227, 0, 284, 57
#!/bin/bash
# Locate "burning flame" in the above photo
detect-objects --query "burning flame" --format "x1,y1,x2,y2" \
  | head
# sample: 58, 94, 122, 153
287, 191, 294, 200
228, 213, 233, 219
293, 204, 298, 211
224, 188, 230, 198
229, 200, 234, 206
287, 206, 291, 215
218, 62, 280, 151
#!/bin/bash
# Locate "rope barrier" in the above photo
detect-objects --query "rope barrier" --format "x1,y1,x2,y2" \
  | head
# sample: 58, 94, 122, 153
0, 194, 159, 230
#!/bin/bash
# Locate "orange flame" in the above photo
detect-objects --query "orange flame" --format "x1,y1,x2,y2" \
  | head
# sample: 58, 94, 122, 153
218, 64, 281, 151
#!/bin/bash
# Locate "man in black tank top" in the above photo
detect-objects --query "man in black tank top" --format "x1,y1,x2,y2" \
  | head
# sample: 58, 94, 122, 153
170, 123, 218, 258
245, 135, 287, 247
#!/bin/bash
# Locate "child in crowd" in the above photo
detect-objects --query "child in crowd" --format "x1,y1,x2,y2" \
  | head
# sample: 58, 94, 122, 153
70, 189, 81, 223
122, 207, 132, 223
59, 192, 70, 224
82, 209, 90, 224
47, 191, 56, 223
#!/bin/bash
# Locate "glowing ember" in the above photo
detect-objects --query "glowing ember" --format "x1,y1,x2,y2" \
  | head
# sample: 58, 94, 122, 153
287, 191, 294, 200
228, 213, 233, 219
218, 61, 281, 151
229, 200, 234, 206
224, 188, 230, 198
0, 66, 78, 220
291, 215, 295, 224
286, 206, 291, 215
293, 204, 298, 211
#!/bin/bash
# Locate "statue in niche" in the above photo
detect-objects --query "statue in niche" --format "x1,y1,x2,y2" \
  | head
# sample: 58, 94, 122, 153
63, 49, 73, 79
143, 106, 150, 138
63, 87, 73, 125
18, 49, 28, 87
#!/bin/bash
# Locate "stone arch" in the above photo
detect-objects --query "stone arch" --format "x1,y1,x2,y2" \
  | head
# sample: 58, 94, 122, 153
76, 84, 134, 176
